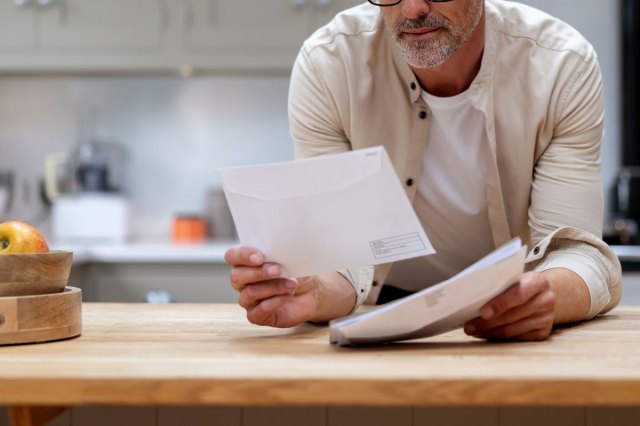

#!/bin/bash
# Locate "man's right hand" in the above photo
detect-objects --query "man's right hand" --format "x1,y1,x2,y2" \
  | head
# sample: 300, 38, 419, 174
224, 246, 319, 328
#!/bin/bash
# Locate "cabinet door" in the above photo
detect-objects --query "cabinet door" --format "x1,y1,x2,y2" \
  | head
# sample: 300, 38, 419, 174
622, 272, 640, 305
39, 0, 168, 51
83, 263, 237, 304
182, 0, 311, 68
0, 2, 37, 49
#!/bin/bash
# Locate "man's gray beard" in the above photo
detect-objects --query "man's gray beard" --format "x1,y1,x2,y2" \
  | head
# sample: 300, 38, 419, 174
386, 5, 483, 69
394, 37, 457, 69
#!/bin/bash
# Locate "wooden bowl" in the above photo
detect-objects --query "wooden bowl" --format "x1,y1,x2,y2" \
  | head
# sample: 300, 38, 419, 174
0, 251, 73, 297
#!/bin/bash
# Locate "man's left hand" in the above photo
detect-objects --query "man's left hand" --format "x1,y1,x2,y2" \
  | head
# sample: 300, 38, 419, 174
463, 271, 556, 341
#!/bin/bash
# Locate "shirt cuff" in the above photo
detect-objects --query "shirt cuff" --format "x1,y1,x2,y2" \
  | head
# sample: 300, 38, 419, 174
526, 227, 622, 319
337, 266, 374, 314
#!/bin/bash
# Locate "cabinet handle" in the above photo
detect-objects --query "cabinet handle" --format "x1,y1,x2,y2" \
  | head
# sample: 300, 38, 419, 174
14, 0, 32, 7
291, 0, 306, 8
183, 0, 216, 29
145, 290, 174, 304
184, 0, 195, 30
46, 0, 66, 26
316, 0, 332, 7
206, 0, 217, 24
159, 0, 169, 30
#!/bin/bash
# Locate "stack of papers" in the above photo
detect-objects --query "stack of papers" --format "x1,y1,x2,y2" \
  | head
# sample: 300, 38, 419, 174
219, 147, 435, 278
329, 239, 527, 346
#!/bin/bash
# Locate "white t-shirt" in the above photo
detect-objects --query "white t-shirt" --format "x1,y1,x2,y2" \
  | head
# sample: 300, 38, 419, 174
385, 89, 495, 291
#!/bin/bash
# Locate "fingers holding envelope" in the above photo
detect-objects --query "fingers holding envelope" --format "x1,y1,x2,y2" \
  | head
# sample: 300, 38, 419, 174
225, 246, 312, 327
237, 277, 298, 310
225, 246, 282, 288
463, 271, 556, 341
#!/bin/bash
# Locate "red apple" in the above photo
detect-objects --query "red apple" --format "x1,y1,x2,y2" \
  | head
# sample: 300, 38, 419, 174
0, 221, 49, 254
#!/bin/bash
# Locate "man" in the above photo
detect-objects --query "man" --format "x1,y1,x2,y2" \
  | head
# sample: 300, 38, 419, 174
224, 0, 622, 341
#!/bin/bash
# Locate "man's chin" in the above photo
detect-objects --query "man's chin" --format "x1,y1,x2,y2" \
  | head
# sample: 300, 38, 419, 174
406, 58, 448, 70
396, 46, 448, 69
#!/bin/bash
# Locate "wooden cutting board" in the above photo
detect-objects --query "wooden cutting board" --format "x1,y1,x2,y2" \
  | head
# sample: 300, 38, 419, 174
0, 287, 82, 345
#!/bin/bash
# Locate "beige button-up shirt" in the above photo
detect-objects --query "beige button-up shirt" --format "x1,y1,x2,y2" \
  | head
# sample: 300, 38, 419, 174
288, 0, 622, 318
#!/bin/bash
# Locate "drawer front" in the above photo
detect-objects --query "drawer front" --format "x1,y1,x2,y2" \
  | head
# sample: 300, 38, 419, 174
623, 272, 640, 305
82, 263, 236, 303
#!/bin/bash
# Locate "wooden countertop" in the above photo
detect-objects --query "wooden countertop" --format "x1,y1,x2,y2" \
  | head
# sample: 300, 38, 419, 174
0, 303, 639, 407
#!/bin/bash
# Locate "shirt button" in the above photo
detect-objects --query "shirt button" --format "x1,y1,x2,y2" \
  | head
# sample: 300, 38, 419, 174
372, 280, 379, 287
406, 178, 414, 186
418, 111, 427, 119
410, 82, 417, 90
533, 246, 540, 255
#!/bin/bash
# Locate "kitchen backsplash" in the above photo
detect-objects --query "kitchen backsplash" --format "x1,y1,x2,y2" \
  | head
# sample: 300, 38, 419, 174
0, 75, 293, 240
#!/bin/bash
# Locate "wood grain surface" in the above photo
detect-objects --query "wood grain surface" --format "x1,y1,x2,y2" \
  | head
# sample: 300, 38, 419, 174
0, 251, 73, 297
8, 405, 68, 426
0, 287, 82, 345
0, 304, 638, 407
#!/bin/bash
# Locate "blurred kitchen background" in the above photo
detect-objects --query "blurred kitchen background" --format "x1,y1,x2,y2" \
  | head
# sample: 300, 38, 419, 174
0, 0, 639, 304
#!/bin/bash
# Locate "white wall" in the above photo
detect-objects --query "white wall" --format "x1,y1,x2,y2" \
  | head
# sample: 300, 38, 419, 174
0, 76, 294, 240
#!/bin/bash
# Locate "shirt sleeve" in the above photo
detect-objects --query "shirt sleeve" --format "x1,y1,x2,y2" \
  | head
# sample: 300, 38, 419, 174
289, 46, 375, 310
289, 47, 351, 158
338, 266, 375, 312
525, 227, 622, 318
527, 48, 622, 318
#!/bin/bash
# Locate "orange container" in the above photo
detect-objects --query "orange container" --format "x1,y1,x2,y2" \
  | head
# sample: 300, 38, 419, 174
172, 215, 207, 244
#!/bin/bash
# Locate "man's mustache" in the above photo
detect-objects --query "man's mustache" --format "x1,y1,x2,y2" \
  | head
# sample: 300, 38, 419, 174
395, 15, 450, 32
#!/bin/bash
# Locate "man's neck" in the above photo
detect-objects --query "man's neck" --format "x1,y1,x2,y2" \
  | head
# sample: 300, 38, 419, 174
412, 10, 486, 98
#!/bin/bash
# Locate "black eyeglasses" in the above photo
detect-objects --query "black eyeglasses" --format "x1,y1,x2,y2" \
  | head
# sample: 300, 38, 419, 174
368, 0, 452, 6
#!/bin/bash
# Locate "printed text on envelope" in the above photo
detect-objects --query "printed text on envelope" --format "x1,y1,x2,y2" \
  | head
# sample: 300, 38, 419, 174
369, 233, 427, 259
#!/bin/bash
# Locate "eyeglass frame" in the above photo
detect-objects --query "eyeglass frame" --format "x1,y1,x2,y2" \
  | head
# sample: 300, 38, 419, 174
368, 0, 453, 6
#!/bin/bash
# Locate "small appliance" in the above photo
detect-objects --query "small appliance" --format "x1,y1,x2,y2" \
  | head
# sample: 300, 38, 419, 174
606, 166, 640, 245
45, 141, 130, 244
52, 193, 129, 244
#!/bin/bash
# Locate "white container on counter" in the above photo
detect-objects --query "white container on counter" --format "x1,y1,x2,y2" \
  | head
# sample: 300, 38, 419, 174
52, 193, 129, 244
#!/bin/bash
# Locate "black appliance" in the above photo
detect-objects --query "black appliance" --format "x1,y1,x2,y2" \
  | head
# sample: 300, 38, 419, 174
609, 0, 640, 245
622, 0, 640, 166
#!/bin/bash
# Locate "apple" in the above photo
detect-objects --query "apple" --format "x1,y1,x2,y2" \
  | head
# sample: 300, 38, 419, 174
0, 221, 49, 254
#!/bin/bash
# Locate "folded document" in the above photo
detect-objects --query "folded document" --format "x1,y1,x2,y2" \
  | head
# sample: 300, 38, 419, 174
330, 239, 527, 346
219, 147, 435, 278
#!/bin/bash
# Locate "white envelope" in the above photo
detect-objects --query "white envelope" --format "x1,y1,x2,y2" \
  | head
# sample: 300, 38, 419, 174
329, 239, 527, 346
218, 146, 434, 278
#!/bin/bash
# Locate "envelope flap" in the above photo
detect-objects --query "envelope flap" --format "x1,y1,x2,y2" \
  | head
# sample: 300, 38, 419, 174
219, 147, 384, 200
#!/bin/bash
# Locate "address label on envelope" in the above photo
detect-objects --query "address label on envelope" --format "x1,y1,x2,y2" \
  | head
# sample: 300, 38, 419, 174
219, 146, 435, 278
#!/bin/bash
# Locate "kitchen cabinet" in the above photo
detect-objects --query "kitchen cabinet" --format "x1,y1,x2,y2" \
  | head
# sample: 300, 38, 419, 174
181, 0, 364, 69
0, 0, 170, 71
0, 0, 168, 58
0, 2, 37, 50
53, 241, 237, 304
38, 0, 168, 51
76, 262, 236, 304
623, 271, 640, 305
0, 0, 365, 72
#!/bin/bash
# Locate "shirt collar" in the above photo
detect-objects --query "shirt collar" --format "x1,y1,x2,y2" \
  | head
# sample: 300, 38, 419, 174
387, 1, 500, 107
